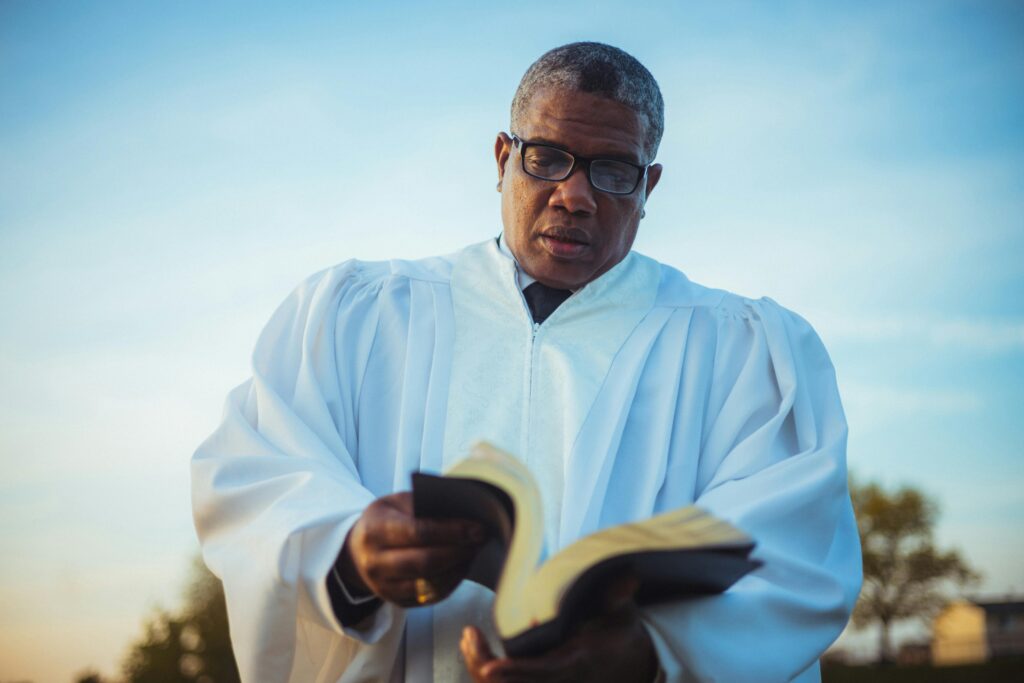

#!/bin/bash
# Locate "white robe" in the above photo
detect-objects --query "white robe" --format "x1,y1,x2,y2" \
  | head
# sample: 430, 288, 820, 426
191, 238, 861, 683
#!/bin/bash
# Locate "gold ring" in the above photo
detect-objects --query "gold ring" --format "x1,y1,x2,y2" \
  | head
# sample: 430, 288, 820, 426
414, 578, 437, 605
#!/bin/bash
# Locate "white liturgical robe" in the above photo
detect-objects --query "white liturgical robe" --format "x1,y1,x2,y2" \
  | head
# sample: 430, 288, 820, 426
192, 238, 862, 683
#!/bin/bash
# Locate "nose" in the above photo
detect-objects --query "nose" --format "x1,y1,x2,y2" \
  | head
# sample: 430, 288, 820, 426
549, 165, 597, 215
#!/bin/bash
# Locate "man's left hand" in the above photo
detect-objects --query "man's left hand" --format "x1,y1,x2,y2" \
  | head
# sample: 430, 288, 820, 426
459, 576, 659, 683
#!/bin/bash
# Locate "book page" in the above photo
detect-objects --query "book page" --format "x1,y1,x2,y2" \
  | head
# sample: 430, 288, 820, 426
507, 506, 753, 637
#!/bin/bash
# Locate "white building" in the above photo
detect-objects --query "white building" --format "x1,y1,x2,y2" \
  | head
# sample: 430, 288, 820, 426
932, 599, 1024, 666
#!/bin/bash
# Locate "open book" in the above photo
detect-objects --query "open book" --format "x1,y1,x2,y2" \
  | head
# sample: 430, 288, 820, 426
412, 442, 761, 657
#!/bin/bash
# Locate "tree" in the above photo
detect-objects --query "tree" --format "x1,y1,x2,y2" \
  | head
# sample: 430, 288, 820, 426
120, 558, 240, 683
120, 610, 194, 683
850, 479, 979, 664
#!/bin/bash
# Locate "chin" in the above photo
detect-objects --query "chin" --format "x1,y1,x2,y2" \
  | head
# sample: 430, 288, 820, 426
535, 267, 589, 290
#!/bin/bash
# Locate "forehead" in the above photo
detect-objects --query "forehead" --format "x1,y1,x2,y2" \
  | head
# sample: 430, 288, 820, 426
517, 87, 648, 162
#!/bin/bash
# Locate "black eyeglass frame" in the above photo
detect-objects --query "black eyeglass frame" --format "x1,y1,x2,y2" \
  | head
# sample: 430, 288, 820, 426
510, 134, 651, 195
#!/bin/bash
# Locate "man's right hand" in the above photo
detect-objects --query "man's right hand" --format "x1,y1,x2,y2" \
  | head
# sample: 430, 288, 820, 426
336, 492, 486, 607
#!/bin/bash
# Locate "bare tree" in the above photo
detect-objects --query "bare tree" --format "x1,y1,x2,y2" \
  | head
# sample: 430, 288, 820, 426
850, 479, 978, 664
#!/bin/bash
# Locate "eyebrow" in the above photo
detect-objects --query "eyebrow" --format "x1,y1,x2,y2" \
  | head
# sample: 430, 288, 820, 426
524, 136, 644, 166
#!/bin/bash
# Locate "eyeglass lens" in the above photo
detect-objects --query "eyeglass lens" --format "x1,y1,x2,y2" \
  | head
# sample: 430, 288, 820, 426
522, 145, 640, 194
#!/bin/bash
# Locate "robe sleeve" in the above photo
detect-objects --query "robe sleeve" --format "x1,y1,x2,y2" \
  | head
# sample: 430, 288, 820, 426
642, 296, 862, 683
191, 262, 402, 683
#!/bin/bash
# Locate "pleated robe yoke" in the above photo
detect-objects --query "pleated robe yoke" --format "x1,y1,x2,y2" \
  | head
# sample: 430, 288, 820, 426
432, 238, 662, 682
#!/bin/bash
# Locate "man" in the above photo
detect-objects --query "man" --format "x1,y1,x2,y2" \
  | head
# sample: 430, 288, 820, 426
192, 43, 861, 683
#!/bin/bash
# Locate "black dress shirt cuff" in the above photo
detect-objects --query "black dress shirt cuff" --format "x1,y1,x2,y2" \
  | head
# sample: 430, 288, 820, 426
327, 562, 383, 627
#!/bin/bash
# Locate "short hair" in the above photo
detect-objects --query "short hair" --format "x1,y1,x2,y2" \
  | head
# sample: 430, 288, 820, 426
510, 42, 665, 160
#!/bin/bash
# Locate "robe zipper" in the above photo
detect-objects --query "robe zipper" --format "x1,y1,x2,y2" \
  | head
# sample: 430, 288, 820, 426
514, 272, 539, 460
527, 321, 540, 420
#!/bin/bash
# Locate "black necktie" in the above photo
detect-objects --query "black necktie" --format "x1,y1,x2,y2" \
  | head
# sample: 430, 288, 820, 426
523, 282, 572, 324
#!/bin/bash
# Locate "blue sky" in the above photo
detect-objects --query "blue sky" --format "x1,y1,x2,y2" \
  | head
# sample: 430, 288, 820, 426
1, 1, 1022, 679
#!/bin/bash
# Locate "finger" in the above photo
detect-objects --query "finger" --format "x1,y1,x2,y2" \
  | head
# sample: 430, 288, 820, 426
376, 576, 439, 607
381, 493, 484, 541
480, 661, 567, 683
460, 626, 495, 680
484, 644, 585, 682
413, 517, 486, 546
380, 562, 474, 607
479, 660, 542, 683
422, 564, 477, 602
370, 512, 485, 548
372, 545, 478, 580
380, 492, 487, 545
382, 491, 415, 516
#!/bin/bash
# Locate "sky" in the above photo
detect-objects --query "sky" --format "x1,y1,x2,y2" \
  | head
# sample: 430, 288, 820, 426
1, 1, 1022, 680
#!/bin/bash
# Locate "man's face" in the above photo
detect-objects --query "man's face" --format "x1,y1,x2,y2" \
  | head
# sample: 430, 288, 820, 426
495, 87, 662, 290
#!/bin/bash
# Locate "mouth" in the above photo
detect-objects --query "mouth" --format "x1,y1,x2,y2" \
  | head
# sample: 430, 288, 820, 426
538, 228, 590, 258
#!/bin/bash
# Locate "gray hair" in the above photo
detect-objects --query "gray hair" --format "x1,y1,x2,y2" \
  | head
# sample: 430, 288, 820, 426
510, 42, 665, 160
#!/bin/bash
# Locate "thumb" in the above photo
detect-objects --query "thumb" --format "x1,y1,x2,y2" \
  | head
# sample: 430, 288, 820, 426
460, 626, 496, 670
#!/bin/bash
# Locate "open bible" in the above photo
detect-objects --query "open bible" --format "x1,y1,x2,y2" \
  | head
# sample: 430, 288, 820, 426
411, 442, 762, 657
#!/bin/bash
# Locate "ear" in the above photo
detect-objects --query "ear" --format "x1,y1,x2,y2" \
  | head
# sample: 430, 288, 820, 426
642, 163, 663, 202
495, 132, 513, 191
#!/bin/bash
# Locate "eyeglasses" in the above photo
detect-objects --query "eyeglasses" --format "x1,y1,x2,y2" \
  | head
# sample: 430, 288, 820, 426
511, 134, 649, 195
